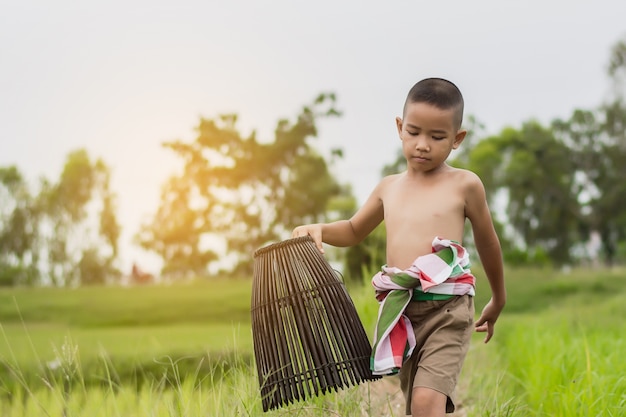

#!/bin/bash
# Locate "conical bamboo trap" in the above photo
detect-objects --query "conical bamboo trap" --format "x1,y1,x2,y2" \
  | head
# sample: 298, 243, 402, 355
251, 236, 380, 412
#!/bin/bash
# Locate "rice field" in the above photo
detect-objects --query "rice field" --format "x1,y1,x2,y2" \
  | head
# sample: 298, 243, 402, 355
0, 267, 625, 416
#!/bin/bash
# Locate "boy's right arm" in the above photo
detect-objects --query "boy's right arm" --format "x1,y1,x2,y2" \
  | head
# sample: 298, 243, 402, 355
292, 221, 358, 254
464, 172, 506, 343
291, 179, 386, 253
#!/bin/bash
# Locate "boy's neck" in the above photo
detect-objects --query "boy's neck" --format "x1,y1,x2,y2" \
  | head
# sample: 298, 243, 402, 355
405, 162, 451, 178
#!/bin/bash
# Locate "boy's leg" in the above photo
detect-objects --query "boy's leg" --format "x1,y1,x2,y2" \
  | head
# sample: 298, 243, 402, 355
399, 295, 474, 416
410, 387, 447, 417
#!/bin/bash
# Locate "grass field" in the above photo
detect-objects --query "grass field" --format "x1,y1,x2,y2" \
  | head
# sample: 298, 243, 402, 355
1, 279, 253, 363
1, 267, 625, 416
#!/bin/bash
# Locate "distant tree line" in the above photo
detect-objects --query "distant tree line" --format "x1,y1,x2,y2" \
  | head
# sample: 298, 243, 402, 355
0, 150, 119, 286
461, 38, 626, 267
0, 95, 355, 286
1, 39, 625, 286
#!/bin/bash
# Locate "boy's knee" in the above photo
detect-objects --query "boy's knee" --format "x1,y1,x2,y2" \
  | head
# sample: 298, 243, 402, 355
410, 387, 447, 417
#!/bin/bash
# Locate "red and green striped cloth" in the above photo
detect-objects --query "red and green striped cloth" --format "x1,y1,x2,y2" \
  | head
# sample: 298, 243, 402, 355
370, 237, 476, 375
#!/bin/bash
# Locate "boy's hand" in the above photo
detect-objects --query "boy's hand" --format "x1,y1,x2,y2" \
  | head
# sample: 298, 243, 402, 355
475, 298, 504, 343
292, 224, 324, 253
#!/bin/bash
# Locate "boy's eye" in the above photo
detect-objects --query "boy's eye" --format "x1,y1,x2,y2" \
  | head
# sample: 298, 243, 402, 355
407, 131, 418, 136
433, 136, 445, 140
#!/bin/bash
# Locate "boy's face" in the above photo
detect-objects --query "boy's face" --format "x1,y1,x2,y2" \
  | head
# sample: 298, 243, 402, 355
396, 101, 466, 172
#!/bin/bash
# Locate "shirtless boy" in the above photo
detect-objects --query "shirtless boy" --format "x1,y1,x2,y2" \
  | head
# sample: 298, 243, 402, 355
292, 78, 506, 417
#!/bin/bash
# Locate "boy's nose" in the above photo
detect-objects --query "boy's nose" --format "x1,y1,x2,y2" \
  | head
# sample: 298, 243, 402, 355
415, 137, 429, 151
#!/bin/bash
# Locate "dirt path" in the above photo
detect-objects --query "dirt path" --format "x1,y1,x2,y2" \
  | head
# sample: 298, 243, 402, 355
362, 377, 467, 417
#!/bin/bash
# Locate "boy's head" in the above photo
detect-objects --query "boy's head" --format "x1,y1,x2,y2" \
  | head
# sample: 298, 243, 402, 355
403, 78, 464, 130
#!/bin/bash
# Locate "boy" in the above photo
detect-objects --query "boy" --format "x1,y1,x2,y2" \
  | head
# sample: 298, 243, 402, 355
292, 78, 505, 417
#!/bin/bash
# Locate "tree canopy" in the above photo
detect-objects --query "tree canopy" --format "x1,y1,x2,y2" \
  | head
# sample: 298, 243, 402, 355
137, 94, 350, 278
0, 150, 120, 286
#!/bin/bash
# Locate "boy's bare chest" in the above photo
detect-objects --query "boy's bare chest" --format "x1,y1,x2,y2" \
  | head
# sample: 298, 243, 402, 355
382, 180, 465, 224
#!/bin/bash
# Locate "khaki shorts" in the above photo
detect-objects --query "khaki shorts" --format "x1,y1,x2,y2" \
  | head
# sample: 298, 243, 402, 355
398, 295, 474, 415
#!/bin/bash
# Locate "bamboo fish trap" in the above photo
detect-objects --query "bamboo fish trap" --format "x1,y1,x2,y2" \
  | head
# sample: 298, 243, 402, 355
251, 236, 380, 412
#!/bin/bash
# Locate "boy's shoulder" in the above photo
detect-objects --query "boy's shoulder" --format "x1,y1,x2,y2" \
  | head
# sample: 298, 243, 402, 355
439, 167, 488, 198
379, 172, 404, 182
445, 165, 482, 181
444, 167, 486, 195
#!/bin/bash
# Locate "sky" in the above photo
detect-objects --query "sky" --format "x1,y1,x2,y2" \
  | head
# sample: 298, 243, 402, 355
1, 0, 625, 275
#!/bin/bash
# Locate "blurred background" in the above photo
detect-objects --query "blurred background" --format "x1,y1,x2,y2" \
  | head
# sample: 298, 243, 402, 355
1, 0, 626, 284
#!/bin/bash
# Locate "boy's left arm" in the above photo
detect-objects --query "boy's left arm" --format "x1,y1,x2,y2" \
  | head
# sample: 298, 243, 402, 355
464, 173, 506, 343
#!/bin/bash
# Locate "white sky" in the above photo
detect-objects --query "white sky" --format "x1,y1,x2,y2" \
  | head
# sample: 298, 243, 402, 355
2, 0, 625, 274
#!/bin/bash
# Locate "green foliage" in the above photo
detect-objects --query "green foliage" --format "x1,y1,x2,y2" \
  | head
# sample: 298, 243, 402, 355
0, 166, 39, 286
138, 94, 349, 279
467, 122, 582, 265
38, 150, 121, 286
501, 246, 551, 267
608, 39, 626, 81
0, 150, 121, 287
134, 175, 217, 280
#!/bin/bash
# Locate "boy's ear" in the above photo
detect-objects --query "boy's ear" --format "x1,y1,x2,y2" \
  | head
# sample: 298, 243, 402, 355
395, 117, 403, 138
452, 129, 467, 149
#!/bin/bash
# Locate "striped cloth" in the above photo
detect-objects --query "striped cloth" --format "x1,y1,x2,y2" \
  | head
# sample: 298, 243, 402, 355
370, 237, 476, 375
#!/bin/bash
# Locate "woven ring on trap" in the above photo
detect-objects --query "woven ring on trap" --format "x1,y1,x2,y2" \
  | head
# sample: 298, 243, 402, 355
251, 236, 380, 412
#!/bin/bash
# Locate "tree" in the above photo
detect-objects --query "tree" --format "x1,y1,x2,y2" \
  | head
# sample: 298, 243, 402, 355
0, 166, 39, 286
0, 151, 119, 286
134, 175, 217, 280
551, 109, 608, 263
548, 37, 626, 266
138, 94, 348, 278
466, 122, 582, 265
607, 39, 626, 93
602, 38, 626, 264
37, 150, 121, 286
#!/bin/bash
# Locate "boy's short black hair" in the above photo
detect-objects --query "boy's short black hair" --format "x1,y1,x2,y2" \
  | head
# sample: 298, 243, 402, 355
403, 78, 464, 129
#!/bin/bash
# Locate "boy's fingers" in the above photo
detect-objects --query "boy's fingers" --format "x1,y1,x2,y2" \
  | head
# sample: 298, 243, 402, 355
312, 233, 324, 253
475, 321, 494, 343
291, 229, 324, 253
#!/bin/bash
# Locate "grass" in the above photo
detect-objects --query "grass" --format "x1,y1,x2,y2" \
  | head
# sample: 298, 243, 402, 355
0, 267, 625, 415
0, 339, 386, 416
1, 322, 252, 365
0, 279, 251, 327
0, 278, 256, 408
461, 314, 626, 416
459, 266, 626, 416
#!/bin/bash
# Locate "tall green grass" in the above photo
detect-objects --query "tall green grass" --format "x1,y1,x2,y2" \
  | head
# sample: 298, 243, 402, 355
1, 268, 625, 416
0, 334, 392, 416
460, 267, 626, 416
